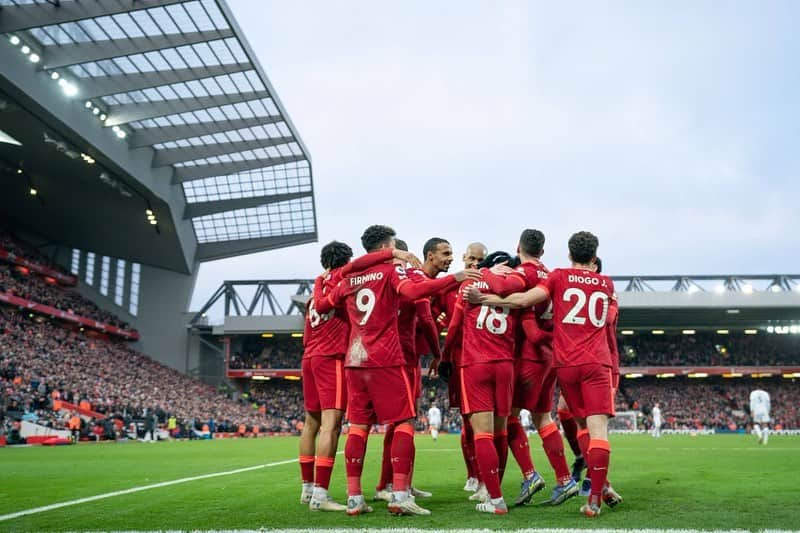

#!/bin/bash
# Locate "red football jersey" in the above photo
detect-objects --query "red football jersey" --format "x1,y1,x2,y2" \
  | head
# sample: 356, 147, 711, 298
540, 268, 616, 368
329, 262, 409, 368
456, 277, 518, 367
606, 300, 620, 377
398, 268, 428, 366
303, 270, 348, 359
510, 261, 553, 362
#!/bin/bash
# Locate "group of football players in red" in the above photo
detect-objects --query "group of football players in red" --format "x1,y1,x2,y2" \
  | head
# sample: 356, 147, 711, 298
298, 225, 622, 518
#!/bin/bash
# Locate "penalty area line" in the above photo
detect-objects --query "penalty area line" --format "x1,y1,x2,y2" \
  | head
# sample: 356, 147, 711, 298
0, 457, 301, 523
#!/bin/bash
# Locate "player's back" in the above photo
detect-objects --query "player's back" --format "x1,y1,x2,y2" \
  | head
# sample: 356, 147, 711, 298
304, 270, 349, 358
340, 262, 406, 368
545, 268, 616, 368
398, 268, 428, 365
750, 389, 770, 411
460, 278, 517, 367
513, 261, 553, 361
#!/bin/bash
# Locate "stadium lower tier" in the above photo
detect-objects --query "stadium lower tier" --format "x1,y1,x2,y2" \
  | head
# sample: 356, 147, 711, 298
0, 307, 301, 443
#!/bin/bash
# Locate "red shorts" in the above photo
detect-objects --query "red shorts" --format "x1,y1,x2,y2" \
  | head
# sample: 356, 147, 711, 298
512, 358, 556, 413
302, 356, 346, 412
404, 364, 421, 401
556, 363, 615, 419
460, 361, 513, 417
345, 366, 416, 425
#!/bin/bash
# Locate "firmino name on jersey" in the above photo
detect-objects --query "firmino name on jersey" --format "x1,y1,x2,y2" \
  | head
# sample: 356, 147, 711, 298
350, 272, 384, 286
568, 274, 600, 285
471, 280, 490, 290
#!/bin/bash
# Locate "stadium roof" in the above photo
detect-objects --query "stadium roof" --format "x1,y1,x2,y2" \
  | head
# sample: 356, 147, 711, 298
0, 0, 315, 272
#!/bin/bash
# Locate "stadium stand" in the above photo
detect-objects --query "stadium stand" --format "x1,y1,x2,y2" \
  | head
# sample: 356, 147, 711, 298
0, 230, 130, 330
0, 303, 286, 442
619, 332, 800, 366
618, 378, 800, 431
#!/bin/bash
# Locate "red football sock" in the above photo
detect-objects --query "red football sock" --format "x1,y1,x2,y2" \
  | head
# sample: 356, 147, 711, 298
299, 455, 315, 484
494, 430, 509, 483
559, 410, 582, 457
391, 423, 415, 492
577, 428, 590, 459
475, 432, 502, 499
507, 417, 535, 478
345, 427, 369, 496
377, 424, 395, 490
314, 456, 335, 490
539, 422, 572, 484
587, 439, 611, 505
461, 419, 476, 479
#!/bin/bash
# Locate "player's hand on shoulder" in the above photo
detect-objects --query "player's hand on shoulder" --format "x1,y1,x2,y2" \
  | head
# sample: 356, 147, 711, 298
489, 263, 514, 276
454, 268, 481, 282
465, 285, 485, 305
393, 249, 422, 268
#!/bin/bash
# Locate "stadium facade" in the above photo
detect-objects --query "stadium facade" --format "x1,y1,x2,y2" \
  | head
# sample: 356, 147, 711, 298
0, 0, 315, 373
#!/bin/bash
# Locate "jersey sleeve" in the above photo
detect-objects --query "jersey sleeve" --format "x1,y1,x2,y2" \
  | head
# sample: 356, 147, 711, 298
416, 299, 442, 358
482, 268, 527, 296
398, 272, 458, 300
341, 248, 393, 276
539, 268, 558, 298
315, 278, 345, 314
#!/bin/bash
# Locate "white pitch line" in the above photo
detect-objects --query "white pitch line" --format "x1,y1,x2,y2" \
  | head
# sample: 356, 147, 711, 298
0, 457, 300, 523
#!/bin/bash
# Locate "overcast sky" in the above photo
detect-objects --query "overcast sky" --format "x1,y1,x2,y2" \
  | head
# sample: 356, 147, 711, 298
190, 1, 800, 312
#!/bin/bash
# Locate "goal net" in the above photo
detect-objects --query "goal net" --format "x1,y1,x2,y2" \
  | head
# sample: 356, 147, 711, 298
608, 410, 638, 432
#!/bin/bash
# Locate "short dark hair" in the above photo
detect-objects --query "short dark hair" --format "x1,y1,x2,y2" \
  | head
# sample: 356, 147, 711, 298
568, 231, 599, 264
478, 251, 520, 269
423, 237, 449, 259
361, 225, 396, 252
519, 229, 545, 257
320, 241, 353, 270
394, 238, 408, 252
594, 257, 603, 274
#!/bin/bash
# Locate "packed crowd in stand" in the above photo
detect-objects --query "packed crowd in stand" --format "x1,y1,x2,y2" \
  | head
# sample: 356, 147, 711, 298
228, 332, 800, 371
229, 337, 304, 369
618, 378, 800, 431
0, 231, 65, 274
620, 332, 800, 366
0, 306, 280, 441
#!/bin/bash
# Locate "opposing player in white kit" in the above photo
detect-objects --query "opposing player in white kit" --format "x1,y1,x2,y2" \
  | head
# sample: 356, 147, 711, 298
651, 403, 662, 438
750, 389, 771, 445
427, 403, 442, 442
519, 409, 533, 436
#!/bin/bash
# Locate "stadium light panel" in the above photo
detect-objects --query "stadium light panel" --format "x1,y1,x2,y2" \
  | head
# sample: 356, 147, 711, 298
62, 83, 78, 97
284, 376, 301, 381
783, 373, 800, 379
29, 187, 37, 196
624, 373, 643, 378
58, 78, 67, 88
656, 373, 675, 378
744, 329, 758, 335
723, 373, 743, 378
252, 376, 270, 381
291, 333, 303, 338
716, 329, 729, 334
770, 285, 781, 292
260, 333, 274, 338
742, 284, 754, 294
16, 169, 22, 174
767, 326, 774, 333
50, 72, 60, 80
620, 330, 634, 335
115, 129, 127, 139
751, 373, 772, 378
85, 101, 93, 109
146, 209, 154, 215
28, 53, 40, 63
20, 45, 30, 54
99, 114, 107, 121
682, 329, 696, 335
92, 107, 99, 115
9, 35, 20, 46
652, 330, 664, 335
149, 219, 157, 225
790, 325, 799, 334
688, 373, 708, 378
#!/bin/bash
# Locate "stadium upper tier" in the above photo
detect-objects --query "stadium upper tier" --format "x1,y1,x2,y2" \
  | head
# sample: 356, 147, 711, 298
0, 0, 315, 272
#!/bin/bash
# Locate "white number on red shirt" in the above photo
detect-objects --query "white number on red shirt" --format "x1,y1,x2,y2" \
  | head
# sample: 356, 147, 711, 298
562, 288, 609, 328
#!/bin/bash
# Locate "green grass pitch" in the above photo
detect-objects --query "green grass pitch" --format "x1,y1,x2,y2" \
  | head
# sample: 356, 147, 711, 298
1, 433, 797, 531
